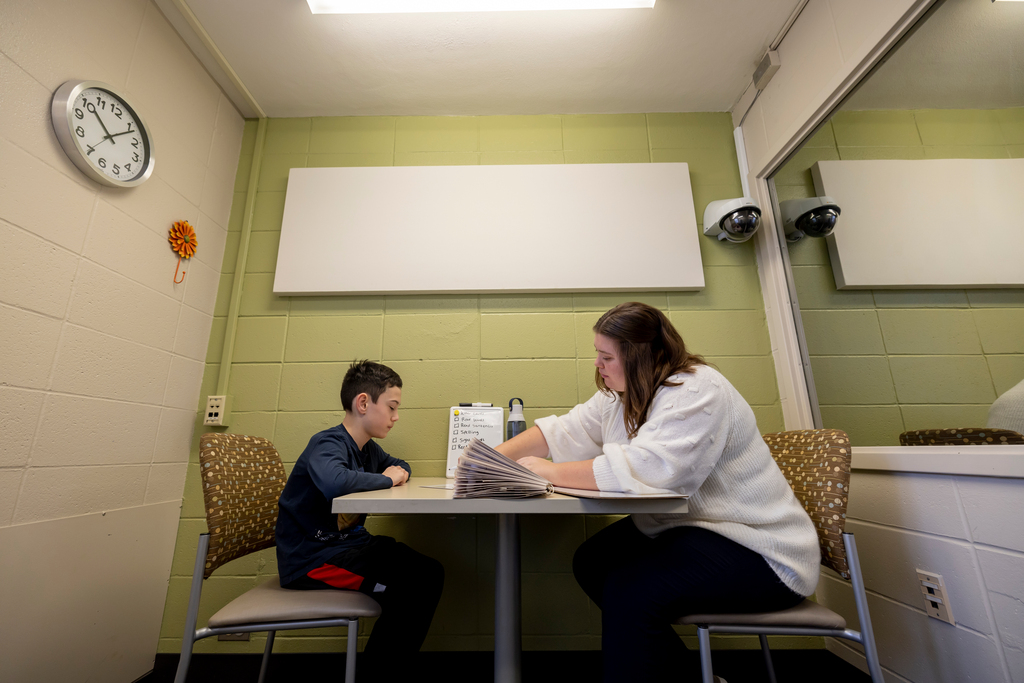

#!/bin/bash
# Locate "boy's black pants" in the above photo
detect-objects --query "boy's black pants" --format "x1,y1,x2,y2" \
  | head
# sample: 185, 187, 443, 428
288, 535, 444, 675
573, 517, 804, 683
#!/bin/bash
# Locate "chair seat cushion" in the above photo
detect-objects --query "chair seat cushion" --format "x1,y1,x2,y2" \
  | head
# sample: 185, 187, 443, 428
675, 599, 846, 629
208, 575, 381, 628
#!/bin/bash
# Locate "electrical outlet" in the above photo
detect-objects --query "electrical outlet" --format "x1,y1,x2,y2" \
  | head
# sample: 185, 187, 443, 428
917, 569, 955, 625
203, 395, 230, 426
217, 632, 250, 641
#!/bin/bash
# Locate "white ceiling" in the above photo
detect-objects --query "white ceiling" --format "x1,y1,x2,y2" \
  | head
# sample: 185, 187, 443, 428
172, 0, 804, 117
844, 0, 1024, 111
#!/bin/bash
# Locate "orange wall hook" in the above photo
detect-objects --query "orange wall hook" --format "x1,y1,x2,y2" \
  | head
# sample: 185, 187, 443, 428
169, 220, 198, 284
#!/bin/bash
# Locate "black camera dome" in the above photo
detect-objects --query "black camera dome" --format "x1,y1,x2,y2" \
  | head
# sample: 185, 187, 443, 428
720, 208, 761, 243
796, 207, 839, 238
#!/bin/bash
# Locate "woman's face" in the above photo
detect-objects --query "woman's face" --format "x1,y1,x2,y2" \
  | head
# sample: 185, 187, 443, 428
594, 334, 626, 392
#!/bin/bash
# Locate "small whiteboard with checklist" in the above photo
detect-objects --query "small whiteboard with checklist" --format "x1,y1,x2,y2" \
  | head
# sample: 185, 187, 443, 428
447, 406, 504, 478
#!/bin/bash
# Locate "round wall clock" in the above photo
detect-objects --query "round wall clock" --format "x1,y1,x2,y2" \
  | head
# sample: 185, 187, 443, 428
51, 80, 155, 188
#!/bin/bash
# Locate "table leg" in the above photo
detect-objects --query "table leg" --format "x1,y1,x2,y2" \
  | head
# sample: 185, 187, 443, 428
495, 513, 521, 683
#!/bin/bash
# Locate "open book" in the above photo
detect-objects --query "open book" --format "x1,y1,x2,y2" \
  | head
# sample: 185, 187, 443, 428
454, 438, 685, 500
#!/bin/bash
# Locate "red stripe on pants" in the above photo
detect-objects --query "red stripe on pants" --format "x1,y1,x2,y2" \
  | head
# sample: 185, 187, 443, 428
307, 563, 364, 590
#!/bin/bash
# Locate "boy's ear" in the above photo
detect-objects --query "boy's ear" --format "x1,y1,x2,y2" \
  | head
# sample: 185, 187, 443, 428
353, 392, 370, 415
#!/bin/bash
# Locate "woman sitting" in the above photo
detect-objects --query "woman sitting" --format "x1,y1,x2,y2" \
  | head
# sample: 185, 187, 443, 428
496, 302, 820, 682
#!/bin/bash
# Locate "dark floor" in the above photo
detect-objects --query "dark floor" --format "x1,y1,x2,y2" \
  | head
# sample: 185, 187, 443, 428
143, 649, 870, 683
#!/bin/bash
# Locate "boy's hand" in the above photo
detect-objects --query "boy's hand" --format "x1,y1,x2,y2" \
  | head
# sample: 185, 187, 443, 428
384, 465, 409, 487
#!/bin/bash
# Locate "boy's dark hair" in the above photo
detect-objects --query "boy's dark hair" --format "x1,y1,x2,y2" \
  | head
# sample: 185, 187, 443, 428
340, 360, 403, 411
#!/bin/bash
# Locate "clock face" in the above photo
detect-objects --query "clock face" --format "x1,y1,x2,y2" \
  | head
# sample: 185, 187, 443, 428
51, 81, 155, 188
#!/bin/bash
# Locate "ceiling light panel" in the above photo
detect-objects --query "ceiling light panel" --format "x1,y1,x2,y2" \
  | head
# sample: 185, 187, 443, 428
307, 0, 655, 13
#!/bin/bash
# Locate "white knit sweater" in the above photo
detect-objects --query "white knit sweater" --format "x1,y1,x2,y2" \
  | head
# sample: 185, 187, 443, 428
535, 365, 821, 596
987, 378, 1024, 434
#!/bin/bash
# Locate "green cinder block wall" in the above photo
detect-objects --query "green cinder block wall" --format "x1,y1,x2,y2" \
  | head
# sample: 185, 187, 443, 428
158, 113, 797, 655
775, 108, 1024, 446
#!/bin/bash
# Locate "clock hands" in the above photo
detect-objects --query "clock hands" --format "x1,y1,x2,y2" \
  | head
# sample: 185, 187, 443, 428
104, 127, 135, 142
91, 108, 117, 145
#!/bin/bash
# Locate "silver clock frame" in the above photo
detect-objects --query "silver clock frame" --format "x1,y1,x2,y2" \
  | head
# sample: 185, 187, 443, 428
51, 80, 156, 188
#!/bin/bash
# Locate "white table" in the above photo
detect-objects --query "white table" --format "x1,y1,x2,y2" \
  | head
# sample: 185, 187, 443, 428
333, 477, 689, 683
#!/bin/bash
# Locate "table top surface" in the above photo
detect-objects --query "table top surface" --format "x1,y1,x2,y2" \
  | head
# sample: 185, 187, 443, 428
332, 477, 689, 515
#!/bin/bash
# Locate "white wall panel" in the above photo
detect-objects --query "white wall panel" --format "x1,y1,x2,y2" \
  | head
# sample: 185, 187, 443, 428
275, 163, 704, 295
814, 159, 1024, 288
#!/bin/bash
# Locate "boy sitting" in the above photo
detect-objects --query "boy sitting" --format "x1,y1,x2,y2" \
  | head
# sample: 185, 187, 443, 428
276, 360, 444, 667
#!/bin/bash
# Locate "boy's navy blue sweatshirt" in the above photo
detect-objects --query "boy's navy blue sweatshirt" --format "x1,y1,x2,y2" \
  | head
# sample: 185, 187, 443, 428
276, 423, 411, 586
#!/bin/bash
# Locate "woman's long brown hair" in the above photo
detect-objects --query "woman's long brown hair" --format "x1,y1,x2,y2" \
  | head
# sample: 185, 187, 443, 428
593, 302, 707, 438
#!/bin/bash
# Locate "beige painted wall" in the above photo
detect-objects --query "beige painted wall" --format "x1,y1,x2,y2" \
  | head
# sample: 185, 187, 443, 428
0, 0, 243, 679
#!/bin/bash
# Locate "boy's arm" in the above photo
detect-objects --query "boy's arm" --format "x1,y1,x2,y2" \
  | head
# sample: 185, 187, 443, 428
307, 442, 393, 499
371, 442, 412, 478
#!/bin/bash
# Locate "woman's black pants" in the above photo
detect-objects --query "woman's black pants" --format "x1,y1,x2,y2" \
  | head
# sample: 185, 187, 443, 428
572, 517, 804, 682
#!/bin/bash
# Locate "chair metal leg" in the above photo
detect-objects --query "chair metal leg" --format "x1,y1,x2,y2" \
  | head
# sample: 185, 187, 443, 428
257, 631, 276, 683
844, 533, 885, 683
345, 618, 359, 683
697, 626, 714, 683
174, 534, 210, 683
759, 634, 778, 683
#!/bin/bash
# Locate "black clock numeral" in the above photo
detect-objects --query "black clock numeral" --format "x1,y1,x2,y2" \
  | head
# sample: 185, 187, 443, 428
86, 145, 96, 156
86, 102, 97, 114
74, 108, 84, 120
75, 126, 85, 137
132, 138, 139, 148
127, 122, 134, 132
132, 152, 140, 162
98, 158, 106, 169
112, 164, 120, 175
125, 163, 132, 172
113, 106, 123, 119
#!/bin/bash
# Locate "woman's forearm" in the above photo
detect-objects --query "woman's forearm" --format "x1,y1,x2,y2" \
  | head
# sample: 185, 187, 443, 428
547, 459, 599, 490
495, 425, 549, 460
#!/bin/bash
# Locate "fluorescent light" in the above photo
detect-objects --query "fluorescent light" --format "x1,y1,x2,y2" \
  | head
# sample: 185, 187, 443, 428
307, 0, 655, 13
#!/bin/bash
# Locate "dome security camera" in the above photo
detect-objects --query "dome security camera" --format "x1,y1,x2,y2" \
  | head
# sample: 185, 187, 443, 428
703, 198, 762, 244
780, 196, 841, 242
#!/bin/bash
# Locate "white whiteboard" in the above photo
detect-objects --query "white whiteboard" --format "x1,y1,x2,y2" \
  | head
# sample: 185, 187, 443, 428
446, 406, 504, 478
273, 163, 704, 295
812, 159, 1024, 289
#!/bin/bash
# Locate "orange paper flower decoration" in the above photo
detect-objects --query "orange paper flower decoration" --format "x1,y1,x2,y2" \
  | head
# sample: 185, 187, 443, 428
169, 220, 198, 259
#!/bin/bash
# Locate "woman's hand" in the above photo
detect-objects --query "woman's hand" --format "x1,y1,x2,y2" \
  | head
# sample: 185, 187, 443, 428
517, 456, 556, 481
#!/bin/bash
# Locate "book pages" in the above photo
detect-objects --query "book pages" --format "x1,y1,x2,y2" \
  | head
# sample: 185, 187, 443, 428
454, 438, 553, 499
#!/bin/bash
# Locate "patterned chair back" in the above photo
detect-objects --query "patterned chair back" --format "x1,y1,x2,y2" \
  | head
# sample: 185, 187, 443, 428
899, 428, 1024, 446
199, 433, 287, 579
762, 429, 852, 579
